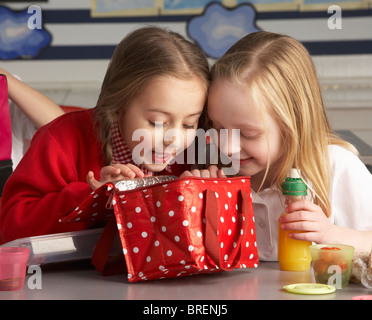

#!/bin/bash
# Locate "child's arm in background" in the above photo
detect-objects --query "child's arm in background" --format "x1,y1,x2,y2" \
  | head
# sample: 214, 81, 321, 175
0, 68, 64, 128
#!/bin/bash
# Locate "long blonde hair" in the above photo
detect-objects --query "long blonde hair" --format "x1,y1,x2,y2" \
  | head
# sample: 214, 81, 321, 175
94, 26, 210, 165
211, 31, 357, 217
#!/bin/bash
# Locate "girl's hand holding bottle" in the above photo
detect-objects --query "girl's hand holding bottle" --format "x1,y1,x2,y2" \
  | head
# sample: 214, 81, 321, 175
279, 199, 338, 245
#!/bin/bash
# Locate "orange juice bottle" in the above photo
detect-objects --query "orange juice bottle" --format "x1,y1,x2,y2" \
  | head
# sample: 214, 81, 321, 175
278, 169, 312, 271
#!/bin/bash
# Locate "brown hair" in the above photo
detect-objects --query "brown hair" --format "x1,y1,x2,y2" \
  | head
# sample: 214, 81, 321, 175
94, 26, 210, 165
211, 31, 357, 217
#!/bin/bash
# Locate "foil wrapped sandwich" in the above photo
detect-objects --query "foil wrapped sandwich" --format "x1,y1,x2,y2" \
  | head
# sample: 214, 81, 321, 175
114, 175, 177, 192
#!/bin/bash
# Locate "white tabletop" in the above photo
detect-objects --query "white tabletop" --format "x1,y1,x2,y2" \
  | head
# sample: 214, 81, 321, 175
0, 261, 370, 300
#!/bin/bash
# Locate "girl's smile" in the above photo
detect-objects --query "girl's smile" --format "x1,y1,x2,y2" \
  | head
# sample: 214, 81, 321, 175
239, 157, 254, 166
152, 150, 175, 164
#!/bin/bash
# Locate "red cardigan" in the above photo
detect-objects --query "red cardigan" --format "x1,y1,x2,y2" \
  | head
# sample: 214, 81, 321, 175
0, 109, 188, 243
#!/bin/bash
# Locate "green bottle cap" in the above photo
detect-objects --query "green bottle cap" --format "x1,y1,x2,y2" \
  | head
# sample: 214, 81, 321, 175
282, 169, 307, 196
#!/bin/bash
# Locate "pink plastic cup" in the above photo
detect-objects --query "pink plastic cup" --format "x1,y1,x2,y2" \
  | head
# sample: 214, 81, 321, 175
0, 247, 30, 291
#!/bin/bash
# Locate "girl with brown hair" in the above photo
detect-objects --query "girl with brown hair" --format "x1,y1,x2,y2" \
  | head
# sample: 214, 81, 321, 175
0, 26, 209, 242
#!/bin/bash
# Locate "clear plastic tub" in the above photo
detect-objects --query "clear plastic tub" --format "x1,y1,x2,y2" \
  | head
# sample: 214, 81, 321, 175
0, 228, 113, 266
310, 244, 355, 287
0, 247, 30, 290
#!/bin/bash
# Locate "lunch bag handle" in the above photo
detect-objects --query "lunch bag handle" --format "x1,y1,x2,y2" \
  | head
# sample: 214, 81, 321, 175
204, 189, 250, 271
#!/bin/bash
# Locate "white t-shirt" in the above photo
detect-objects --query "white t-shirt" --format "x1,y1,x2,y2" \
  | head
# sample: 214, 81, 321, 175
252, 144, 372, 261
7, 74, 37, 169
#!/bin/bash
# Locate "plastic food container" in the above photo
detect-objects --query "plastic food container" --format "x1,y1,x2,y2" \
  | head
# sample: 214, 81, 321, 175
0, 247, 30, 291
0, 228, 112, 266
310, 244, 355, 287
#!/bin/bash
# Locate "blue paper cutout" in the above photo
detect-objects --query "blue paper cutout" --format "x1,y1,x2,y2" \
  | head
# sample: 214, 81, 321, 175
187, 2, 260, 59
0, 6, 52, 60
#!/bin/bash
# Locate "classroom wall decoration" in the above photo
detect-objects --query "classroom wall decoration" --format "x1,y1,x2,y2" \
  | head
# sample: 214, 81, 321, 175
0, 6, 51, 60
187, 3, 260, 59
0, 0, 370, 61
91, 0, 370, 17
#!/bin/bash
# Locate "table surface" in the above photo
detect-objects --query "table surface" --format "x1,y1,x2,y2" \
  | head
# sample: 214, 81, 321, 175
0, 261, 370, 300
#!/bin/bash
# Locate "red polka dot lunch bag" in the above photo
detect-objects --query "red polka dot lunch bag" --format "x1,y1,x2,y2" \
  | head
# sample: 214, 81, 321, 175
62, 176, 259, 282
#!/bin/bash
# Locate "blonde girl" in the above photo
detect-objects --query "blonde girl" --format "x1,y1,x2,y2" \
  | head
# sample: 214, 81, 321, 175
0, 27, 209, 243
182, 31, 372, 257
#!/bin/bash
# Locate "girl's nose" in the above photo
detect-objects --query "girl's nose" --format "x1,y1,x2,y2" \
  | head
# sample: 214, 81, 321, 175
163, 128, 184, 149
